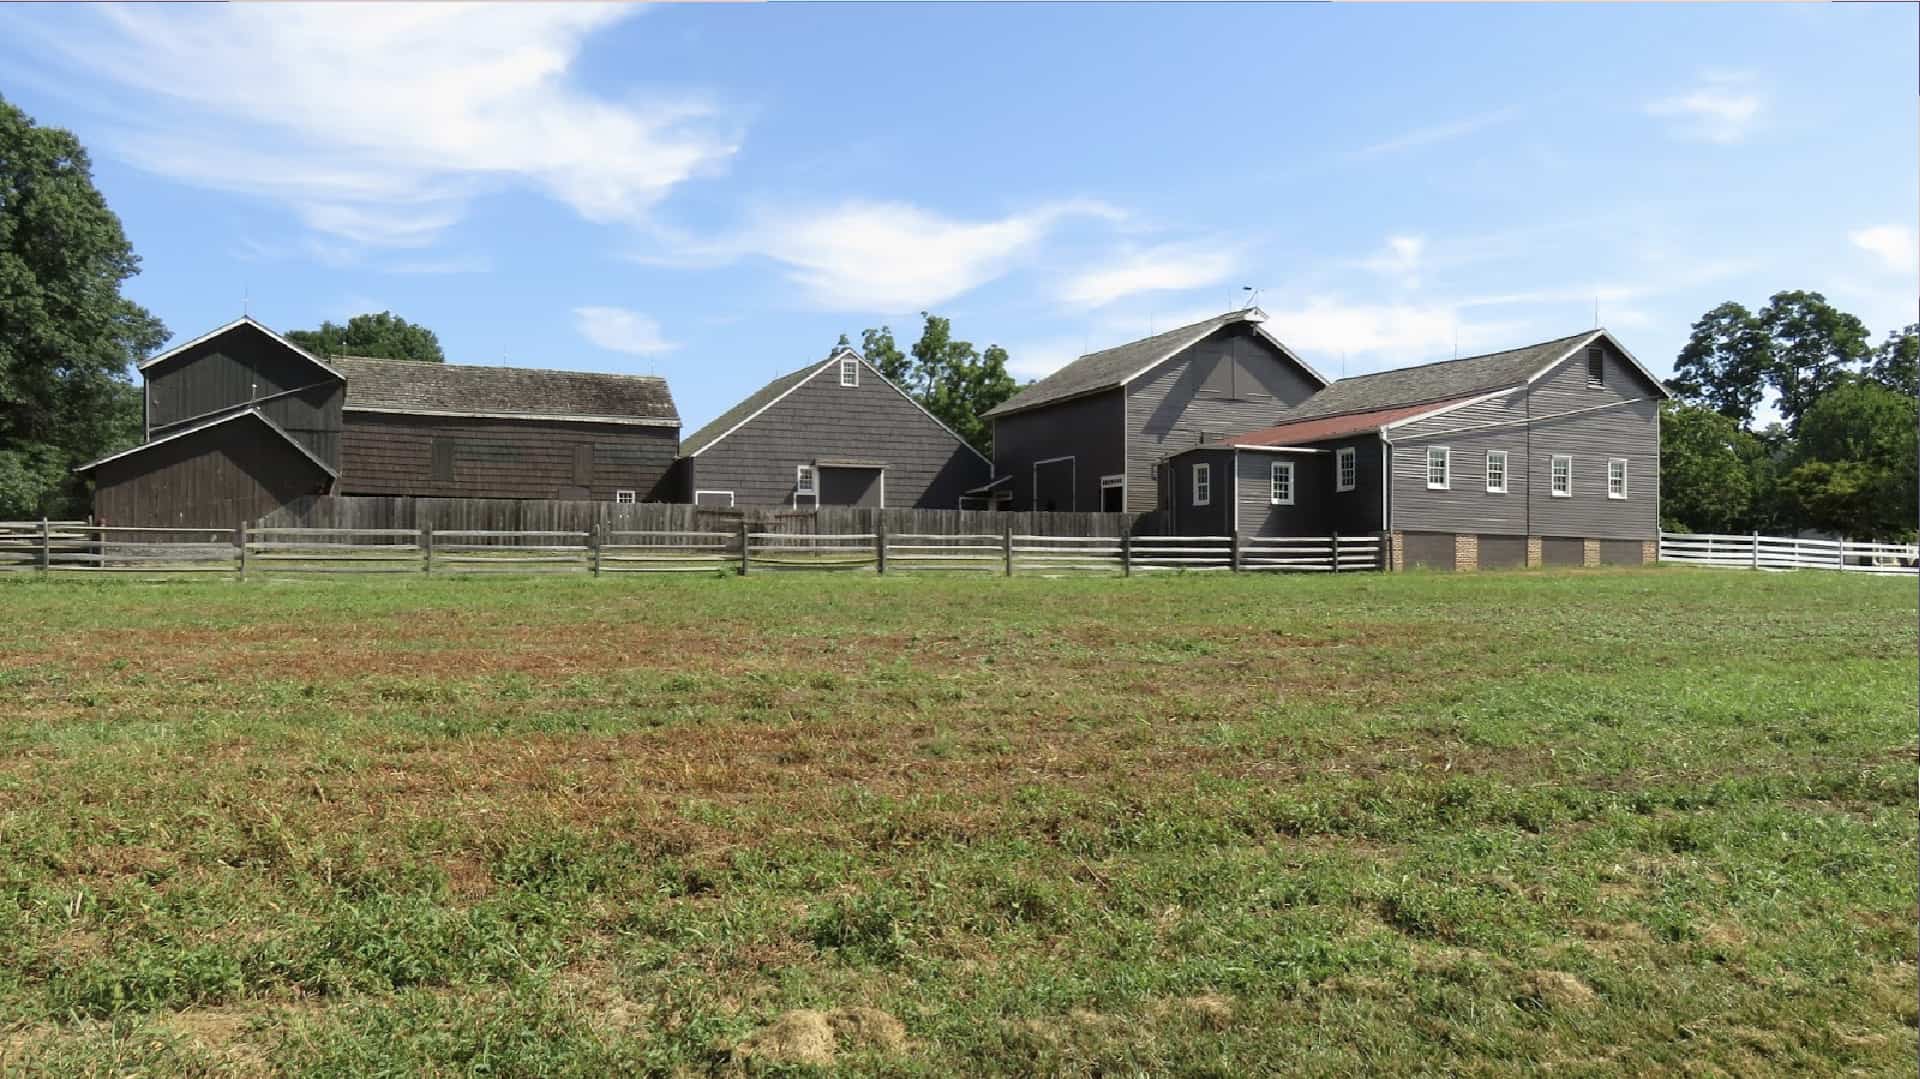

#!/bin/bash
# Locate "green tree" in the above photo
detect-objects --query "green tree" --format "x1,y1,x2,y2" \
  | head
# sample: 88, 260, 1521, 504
860, 326, 909, 386
835, 313, 1015, 454
1658, 403, 1756, 533
1781, 378, 1917, 539
1757, 290, 1870, 433
1868, 323, 1917, 396
0, 96, 168, 519
286, 311, 444, 362
1670, 302, 1770, 427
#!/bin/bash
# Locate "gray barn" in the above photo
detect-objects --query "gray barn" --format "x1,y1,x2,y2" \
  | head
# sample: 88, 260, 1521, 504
667, 347, 991, 509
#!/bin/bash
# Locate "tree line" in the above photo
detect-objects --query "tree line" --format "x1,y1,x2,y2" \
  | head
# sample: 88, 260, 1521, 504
1661, 290, 1915, 540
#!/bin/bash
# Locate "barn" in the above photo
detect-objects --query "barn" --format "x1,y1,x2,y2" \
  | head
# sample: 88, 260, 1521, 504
666, 346, 991, 508
77, 318, 680, 527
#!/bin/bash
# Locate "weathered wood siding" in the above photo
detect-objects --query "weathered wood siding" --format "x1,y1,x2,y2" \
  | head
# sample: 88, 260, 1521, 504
1168, 448, 1235, 535
1385, 339, 1661, 539
991, 389, 1126, 512
1318, 436, 1388, 535
686, 366, 989, 508
1234, 451, 1334, 536
1124, 325, 1321, 512
93, 419, 334, 528
145, 325, 344, 467
340, 413, 677, 501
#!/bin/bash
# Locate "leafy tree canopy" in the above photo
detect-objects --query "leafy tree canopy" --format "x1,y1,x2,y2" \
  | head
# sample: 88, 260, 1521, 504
1869, 323, 1917, 396
834, 313, 1014, 454
0, 95, 167, 519
286, 311, 444, 363
1657, 403, 1756, 534
1782, 378, 1917, 539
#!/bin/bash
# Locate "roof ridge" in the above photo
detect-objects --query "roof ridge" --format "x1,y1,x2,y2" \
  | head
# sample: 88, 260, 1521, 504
1336, 329, 1596, 384
332, 354, 668, 382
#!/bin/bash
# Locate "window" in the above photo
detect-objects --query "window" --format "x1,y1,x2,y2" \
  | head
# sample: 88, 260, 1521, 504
1551, 454, 1572, 497
1586, 345, 1604, 387
614, 489, 636, 505
839, 357, 860, 387
1608, 457, 1628, 499
1192, 463, 1211, 506
796, 464, 817, 495
693, 490, 734, 507
1425, 447, 1450, 490
1485, 450, 1508, 494
1269, 460, 1294, 505
1100, 475, 1125, 513
1335, 446, 1356, 492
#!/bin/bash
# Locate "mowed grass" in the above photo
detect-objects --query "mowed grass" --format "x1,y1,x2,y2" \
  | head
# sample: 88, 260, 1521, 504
0, 566, 1911, 1076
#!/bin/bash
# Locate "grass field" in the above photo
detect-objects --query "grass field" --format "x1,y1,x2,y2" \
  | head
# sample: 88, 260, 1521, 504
0, 567, 1912, 1075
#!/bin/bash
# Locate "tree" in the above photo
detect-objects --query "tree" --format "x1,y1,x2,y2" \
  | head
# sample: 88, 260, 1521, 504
1757, 290, 1869, 433
1670, 302, 1769, 427
1869, 323, 1917, 396
1658, 403, 1755, 533
834, 313, 1015, 454
0, 95, 168, 519
1782, 378, 1917, 539
860, 327, 909, 387
286, 311, 443, 363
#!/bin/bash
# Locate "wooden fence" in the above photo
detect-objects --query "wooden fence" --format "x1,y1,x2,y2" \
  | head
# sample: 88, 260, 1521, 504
1658, 531, 1918, 575
0, 520, 1385, 578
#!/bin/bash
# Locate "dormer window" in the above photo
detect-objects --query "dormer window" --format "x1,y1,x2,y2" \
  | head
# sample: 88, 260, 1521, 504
839, 356, 860, 387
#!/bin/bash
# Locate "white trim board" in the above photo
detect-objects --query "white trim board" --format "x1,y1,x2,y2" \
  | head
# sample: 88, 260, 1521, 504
692, 489, 735, 507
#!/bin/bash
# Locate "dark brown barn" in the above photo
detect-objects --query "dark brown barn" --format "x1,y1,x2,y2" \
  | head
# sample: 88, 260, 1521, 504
77, 318, 680, 526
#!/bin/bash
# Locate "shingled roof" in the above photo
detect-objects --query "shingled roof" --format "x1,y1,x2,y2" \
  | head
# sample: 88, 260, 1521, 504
1274, 330, 1607, 423
334, 356, 678, 428
983, 308, 1327, 420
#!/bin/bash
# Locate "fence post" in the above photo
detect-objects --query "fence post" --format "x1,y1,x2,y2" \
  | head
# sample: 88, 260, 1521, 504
1229, 530, 1242, 573
1330, 532, 1340, 574
237, 523, 248, 580
875, 520, 887, 576
739, 522, 751, 577
38, 516, 49, 574
590, 523, 602, 578
1751, 531, 1759, 571
1121, 527, 1132, 578
1002, 521, 1014, 577
1837, 537, 1847, 571
423, 524, 434, 575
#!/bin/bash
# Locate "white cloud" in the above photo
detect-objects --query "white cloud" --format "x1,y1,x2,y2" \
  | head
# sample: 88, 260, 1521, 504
1849, 225, 1917, 274
1003, 338, 1089, 381
1260, 298, 1520, 370
1359, 235, 1426, 287
22, 4, 740, 248
696, 199, 1124, 312
574, 307, 678, 356
1351, 107, 1520, 158
1646, 72, 1764, 144
1058, 245, 1238, 308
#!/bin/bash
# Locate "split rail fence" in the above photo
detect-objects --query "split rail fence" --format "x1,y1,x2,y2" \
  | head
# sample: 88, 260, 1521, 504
0, 520, 1383, 578
1657, 531, 1917, 576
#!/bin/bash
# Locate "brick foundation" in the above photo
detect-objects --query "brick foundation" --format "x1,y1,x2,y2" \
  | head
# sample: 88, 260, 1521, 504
1387, 531, 1405, 572
1526, 537, 1543, 568
1641, 539, 1656, 565
1454, 533, 1479, 572
1582, 538, 1601, 567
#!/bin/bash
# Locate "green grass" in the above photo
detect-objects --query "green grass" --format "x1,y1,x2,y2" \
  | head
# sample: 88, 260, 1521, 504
0, 566, 1911, 1075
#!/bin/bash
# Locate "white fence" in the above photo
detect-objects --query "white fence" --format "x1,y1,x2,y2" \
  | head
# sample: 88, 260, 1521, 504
1658, 531, 1918, 576
0, 520, 1384, 579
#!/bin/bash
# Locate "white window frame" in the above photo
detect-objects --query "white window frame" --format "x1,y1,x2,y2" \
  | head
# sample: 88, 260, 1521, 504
1425, 447, 1450, 490
1269, 460, 1294, 506
614, 489, 637, 505
1551, 454, 1573, 498
1607, 457, 1628, 500
1192, 462, 1212, 507
795, 464, 818, 508
839, 357, 860, 387
1335, 446, 1356, 493
1485, 450, 1508, 494
1100, 474, 1126, 512
693, 489, 734, 507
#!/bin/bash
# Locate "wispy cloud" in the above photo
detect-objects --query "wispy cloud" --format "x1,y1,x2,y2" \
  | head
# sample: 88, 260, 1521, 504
1646, 71, 1764, 144
574, 307, 678, 356
1358, 234, 1426, 288
1057, 244, 1238, 308
1350, 107, 1520, 158
16, 4, 740, 250
1262, 297, 1518, 367
1849, 225, 1917, 275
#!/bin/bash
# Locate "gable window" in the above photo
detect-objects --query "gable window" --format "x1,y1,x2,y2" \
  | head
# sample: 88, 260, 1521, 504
1192, 463, 1211, 507
1269, 461, 1294, 506
839, 357, 860, 387
1551, 454, 1572, 497
1608, 457, 1628, 499
614, 489, 636, 505
1586, 345, 1604, 387
1425, 447, 1450, 490
1486, 450, 1508, 494
1335, 446, 1356, 492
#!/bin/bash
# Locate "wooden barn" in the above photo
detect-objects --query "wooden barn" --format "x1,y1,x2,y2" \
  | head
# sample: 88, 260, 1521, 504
666, 346, 991, 508
77, 318, 680, 527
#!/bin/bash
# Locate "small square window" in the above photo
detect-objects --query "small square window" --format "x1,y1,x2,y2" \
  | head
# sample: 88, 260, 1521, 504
1425, 447, 1450, 490
614, 489, 636, 505
1608, 458, 1628, 499
1270, 460, 1294, 506
1192, 463, 1211, 506
1486, 450, 1507, 494
1551, 454, 1572, 497
1335, 446, 1356, 492
839, 357, 860, 387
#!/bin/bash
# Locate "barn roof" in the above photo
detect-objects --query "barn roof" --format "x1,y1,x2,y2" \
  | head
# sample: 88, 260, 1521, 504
983, 308, 1329, 420
334, 355, 678, 428
73, 408, 337, 477
1223, 398, 1483, 447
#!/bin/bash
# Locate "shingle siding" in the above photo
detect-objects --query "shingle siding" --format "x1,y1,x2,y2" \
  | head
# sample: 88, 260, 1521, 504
683, 363, 989, 508
992, 389, 1126, 512
93, 416, 334, 528
340, 413, 678, 500
145, 328, 344, 468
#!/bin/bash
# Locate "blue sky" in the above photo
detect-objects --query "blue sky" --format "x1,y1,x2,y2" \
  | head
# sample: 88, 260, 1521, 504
2, 3, 1914, 431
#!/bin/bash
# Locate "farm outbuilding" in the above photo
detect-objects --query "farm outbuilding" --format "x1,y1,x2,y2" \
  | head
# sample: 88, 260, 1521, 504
666, 346, 991, 509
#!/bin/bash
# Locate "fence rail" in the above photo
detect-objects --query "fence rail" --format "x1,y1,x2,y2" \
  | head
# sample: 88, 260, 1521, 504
1658, 531, 1917, 575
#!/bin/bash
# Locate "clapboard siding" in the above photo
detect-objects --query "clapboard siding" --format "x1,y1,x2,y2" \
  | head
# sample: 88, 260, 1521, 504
146, 325, 344, 468
1521, 400, 1659, 540
992, 389, 1126, 512
340, 413, 677, 501
1321, 436, 1387, 535
93, 417, 334, 528
1234, 450, 1333, 536
1124, 325, 1320, 512
1167, 448, 1235, 535
684, 362, 989, 508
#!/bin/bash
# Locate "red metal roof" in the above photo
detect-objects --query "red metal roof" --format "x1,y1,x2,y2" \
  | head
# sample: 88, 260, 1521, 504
1224, 396, 1478, 447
